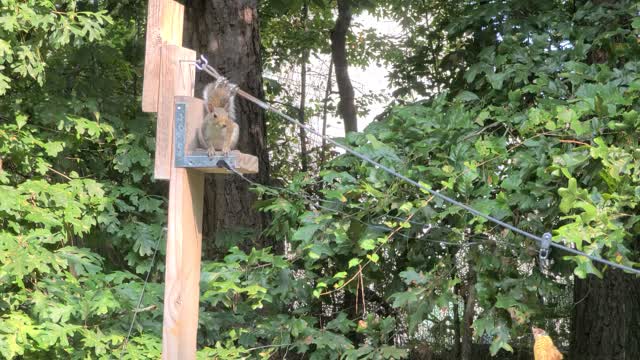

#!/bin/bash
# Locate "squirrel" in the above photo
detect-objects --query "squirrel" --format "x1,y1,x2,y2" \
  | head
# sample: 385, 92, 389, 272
197, 79, 240, 157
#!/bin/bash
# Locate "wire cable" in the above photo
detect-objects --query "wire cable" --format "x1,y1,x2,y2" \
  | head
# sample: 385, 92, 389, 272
220, 162, 530, 252
197, 60, 640, 275
119, 230, 163, 359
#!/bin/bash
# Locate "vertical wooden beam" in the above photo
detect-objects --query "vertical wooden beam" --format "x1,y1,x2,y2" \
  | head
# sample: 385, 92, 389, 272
142, 0, 161, 112
154, 46, 198, 359
160, 0, 185, 46
142, 0, 185, 113
163, 97, 208, 359
163, 167, 204, 360
154, 45, 195, 180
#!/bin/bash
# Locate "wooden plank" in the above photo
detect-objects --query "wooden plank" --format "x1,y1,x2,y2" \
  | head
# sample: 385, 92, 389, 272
162, 168, 204, 360
141, 0, 162, 112
154, 45, 196, 180
160, 0, 184, 46
197, 151, 259, 174
142, 0, 185, 113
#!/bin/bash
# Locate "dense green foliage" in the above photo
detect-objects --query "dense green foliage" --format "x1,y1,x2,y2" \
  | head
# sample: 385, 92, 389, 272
1, 1, 164, 358
1, 0, 639, 359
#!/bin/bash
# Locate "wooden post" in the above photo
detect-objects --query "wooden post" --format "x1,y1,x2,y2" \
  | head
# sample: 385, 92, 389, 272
163, 167, 204, 360
157, 46, 200, 360
142, 0, 185, 113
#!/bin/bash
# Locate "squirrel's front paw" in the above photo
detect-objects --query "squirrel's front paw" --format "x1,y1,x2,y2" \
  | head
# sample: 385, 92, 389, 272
222, 146, 231, 155
207, 147, 217, 157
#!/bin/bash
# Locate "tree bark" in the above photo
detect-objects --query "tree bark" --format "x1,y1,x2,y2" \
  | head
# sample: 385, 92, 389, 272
183, 0, 271, 253
453, 283, 462, 360
460, 273, 476, 360
319, 58, 333, 167
571, 271, 640, 359
330, 0, 357, 134
298, 2, 309, 172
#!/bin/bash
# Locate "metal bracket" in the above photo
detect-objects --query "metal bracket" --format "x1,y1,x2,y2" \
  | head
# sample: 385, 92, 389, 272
174, 102, 238, 170
539, 232, 552, 271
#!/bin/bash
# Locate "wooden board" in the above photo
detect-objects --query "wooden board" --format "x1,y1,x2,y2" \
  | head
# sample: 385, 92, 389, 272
142, 0, 185, 113
154, 45, 196, 180
160, 0, 184, 46
197, 151, 259, 174
163, 168, 204, 360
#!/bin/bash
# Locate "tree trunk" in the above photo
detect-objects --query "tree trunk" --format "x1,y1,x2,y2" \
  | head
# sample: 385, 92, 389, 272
460, 275, 476, 360
183, 0, 271, 253
571, 271, 640, 359
297, 2, 309, 172
330, 0, 357, 134
460, 247, 476, 360
319, 58, 333, 167
453, 283, 462, 360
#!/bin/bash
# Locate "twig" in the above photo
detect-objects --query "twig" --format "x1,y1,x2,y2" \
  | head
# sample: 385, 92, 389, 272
47, 167, 72, 181
462, 122, 504, 141
559, 139, 590, 147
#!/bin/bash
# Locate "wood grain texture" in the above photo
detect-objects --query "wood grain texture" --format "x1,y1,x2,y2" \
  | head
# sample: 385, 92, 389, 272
160, 0, 185, 46
142, 0, 186, 113
141, 0, 162, 112
197, 151, 259, 174
163, 168, 204, 360
154, 45, 196, 180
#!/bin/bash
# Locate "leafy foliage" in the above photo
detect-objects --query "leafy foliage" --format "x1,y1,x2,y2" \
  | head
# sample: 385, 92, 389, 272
1, 1, 164, 358
239, 0, 640, 357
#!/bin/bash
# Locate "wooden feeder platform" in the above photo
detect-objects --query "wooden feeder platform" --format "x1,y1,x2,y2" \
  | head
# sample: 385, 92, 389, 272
173, 96, 258, 174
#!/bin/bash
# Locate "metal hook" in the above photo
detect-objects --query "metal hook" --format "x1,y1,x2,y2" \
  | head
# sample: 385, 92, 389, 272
195, 54, 208, 71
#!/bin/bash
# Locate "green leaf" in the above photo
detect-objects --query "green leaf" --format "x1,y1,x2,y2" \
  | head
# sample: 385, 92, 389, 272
333, 272, 347, 279
572, 256, 603, 279
292, 223, 322, 242
359, 238, 376, 250
348, 258, 361, 268
487, 72, 507, 90
367, 253, 379, 263
558, 178, 587, 213
456, 91, 480, 102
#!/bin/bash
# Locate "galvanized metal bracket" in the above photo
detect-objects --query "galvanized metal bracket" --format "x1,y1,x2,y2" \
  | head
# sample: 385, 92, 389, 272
174, 101, 237, 170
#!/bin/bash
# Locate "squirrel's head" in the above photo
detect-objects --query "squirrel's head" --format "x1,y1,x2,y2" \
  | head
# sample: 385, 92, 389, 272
531, 327, 547, 338
211, 107, 229, 125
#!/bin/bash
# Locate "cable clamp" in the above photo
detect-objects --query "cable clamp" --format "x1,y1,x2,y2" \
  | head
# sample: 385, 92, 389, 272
539, 232, 552, 270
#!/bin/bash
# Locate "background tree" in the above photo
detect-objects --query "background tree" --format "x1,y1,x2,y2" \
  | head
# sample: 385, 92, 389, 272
183, 0, 272, 253
331, 0, 358, 133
